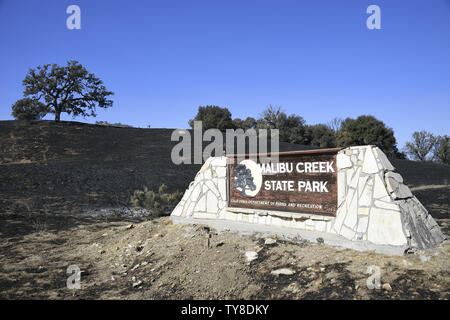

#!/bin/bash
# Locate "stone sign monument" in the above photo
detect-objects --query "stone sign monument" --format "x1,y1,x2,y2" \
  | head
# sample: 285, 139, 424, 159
171, 145, 445, 255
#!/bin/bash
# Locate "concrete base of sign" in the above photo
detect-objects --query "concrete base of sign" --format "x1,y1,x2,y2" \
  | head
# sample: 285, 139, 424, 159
171, 215, 409, 256
171, 146, 445, 254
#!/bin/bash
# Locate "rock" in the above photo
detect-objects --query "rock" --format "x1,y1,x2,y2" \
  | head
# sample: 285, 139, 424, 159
373, 174, 389, 199
382, 283, 392, 291
245, 251, 258, 262
264, 238, 276, 245
362, 147, 380, 174
420, 255, 430, 262
215, 241, 225, 247
271, 268, 295, 276
125, 224, 134, 230
394, 184, 413, 199
131, 264, 140, 271
402, 259, 412, 267
132, 280, 142, 288
385, 171, 403, 184
337, 153, 352, 169
182, 233, 195, 239
367, 207, 407, 246
373, 147, 395, 171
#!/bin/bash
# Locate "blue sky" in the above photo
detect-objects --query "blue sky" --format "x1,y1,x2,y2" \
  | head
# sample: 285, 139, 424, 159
0, 0, 449, 149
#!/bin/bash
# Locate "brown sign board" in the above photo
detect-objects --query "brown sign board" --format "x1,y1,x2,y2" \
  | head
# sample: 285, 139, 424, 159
227, 148, 341, 216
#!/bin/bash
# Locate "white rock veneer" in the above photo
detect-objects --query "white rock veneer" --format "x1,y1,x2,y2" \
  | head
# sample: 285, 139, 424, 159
171, 146, 445, 252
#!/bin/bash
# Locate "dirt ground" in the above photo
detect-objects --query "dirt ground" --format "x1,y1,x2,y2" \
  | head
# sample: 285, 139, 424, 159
0, 208, 448, 300
0, 121, 448, 300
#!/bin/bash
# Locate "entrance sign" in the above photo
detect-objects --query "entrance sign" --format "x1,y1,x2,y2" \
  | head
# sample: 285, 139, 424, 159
172, 145, 445, 254
228, 148, 341, 216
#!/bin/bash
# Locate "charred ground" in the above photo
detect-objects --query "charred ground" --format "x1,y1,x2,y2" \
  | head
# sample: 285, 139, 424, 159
0, 120, 319, 214
0, 120, 448, 299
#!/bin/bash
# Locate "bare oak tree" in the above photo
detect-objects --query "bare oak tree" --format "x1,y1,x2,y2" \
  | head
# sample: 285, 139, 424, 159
404, 131, 437, 161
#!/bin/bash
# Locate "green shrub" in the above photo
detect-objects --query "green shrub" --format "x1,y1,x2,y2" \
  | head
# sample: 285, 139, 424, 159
130, 184, 183, 217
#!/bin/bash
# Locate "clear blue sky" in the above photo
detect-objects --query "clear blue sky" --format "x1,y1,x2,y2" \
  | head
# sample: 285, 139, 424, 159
0, 0, 449, 149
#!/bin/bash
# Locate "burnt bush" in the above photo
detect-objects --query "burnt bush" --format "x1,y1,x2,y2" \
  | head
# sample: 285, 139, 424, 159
130, 184, 183, 217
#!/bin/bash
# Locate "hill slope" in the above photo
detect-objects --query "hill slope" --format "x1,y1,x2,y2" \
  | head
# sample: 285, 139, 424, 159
0, 120, 448, 220
0, 120, 448, 300
0, 120, 320, 214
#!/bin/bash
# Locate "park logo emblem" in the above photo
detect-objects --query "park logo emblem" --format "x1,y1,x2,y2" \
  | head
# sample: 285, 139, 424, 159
231, 159, 262, 198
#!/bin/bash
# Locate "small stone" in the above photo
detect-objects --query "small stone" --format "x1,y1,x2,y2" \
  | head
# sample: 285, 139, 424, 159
132, 280, 142, 288
125, 224, 134, 230
382, 283, 392, 291
131, 264, 140, 271
264, 238, 277, 245
245, 251, 258, 262
271, 268, 295, 276
402, 259, 412, 267
215, 241, 225, 247
385, 171, 403, 184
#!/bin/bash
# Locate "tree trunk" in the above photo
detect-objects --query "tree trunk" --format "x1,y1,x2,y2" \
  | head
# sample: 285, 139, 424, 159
54, 101, 61, 122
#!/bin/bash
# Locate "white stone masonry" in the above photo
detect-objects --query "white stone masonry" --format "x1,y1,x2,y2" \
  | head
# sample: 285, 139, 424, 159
171, 146, 445, 252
